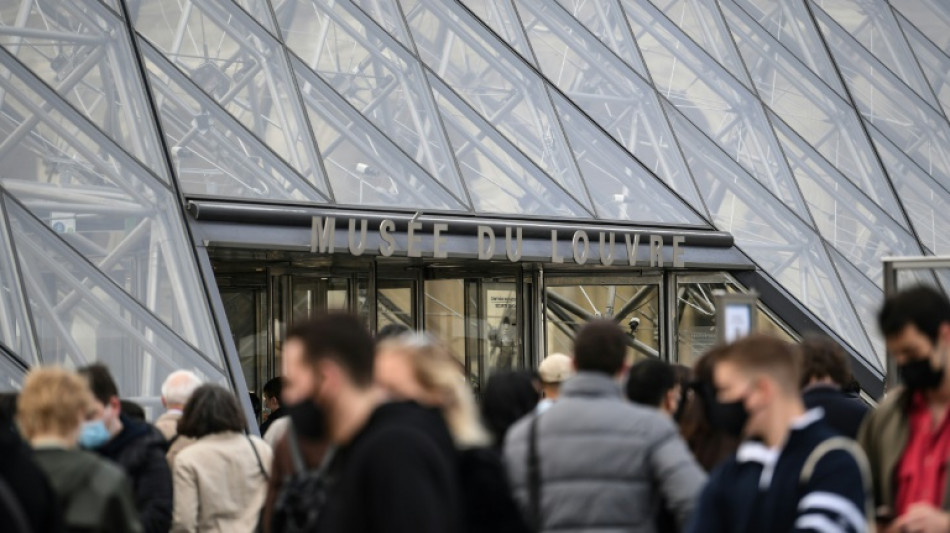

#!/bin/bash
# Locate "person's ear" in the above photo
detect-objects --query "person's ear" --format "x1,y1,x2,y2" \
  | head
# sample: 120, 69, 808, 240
109, 396, 122, 414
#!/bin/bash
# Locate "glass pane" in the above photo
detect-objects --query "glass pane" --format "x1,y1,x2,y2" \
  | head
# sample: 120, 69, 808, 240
234, 0, 279, 33
424, 279, 467, 375
0, 0, 169, 181
773, 116, 921, 285
647, 0, 752, 87
666, 103, 876, 364
273, 0, 466, 200
512, 0, 707, 213
7, 198, 227, 399
401, 0, 589, 208
827, 246, 885, 369
723, 1, 905, 216
134, 0, 327, 195
377, 280, 415, 331
550, 90, 707, 225
554, 0, 648, 75
889, 0, 950, 55
484, 281, 520, 373
0, 199, 36, 364
732, 0, 847, 96
545, 279, 659, 364
0, 60, 222, 357
292, 58, 466, 210
459, 0, 534, 58
427, 72, 589, 218
140, 42, 327, 203
814, 6, 950, 194
0, 346, 25, 392
813, 0, 937, 108
895, 10, 950, 123
220, 287, 268, 397
623, 0, 810, 220
871, 129, 950, 255
350, 0, 414, 47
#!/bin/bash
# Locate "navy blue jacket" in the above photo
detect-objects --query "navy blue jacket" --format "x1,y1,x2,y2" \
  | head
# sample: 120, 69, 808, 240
687, 410, 868, 533
802, 385, 869, 439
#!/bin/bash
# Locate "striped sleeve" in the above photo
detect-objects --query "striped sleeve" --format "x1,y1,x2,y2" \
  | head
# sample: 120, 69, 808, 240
794, 450, 869, 533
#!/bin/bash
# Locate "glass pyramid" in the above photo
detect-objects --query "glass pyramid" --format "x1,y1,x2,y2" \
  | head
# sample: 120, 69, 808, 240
0, 0, 947, 392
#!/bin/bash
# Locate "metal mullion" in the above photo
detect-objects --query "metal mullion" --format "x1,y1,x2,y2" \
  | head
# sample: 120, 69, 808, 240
0, 193, 40, 365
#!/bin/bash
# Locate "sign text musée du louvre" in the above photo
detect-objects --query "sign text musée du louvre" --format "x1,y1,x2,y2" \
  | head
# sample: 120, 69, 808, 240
310, 217, 687, 267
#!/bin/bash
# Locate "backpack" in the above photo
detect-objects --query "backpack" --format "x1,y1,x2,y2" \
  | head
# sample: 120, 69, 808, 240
270, 424, 336, 533
458, 447, 530, 533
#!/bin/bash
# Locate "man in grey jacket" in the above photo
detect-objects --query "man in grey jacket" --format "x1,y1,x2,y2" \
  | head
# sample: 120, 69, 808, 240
504, 320, 706, 532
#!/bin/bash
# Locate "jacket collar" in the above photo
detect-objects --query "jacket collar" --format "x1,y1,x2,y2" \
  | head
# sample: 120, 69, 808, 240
561, 372, 623, 399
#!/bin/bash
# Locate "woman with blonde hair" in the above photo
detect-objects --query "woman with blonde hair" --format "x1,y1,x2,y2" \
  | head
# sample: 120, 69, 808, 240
375, 332, 528, 533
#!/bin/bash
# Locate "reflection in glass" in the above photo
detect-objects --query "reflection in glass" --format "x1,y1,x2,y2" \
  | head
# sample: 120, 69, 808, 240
545, 280, 660, 364
377, 281, 415, 332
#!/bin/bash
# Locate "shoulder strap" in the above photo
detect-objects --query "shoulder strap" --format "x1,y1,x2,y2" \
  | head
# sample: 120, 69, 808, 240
246, 434, 269, 481
286, 423, 307, 474
0, 476, 31, 533
527, 413, 542, 533
800, 436, 875, 530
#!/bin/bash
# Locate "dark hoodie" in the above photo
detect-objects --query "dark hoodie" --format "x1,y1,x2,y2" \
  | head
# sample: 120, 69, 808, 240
0, 422, 62, 533
316, 401, 461, 533
96, 415, 172, 533
33, 447, 141, 533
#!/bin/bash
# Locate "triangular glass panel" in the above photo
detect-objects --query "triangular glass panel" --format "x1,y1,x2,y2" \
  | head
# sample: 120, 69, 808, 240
871, 128, 950, 256
721, 0, 905, 218
554, 0, 649, 76
272, 0, 466, 201
350, 0, 414, 47
0, 197, 37, 365
458, 0, 535, 59
814, 0, 938, 109
427, 72, 589, 218
665, 101, 875, 361
813, 6, 950, 194
550, 89, 707, 225
895, 10, 950, 122
772, 115, 920, 285
0, 0, 169, 182
233, 0, 279, 34
0, 57, 225, 358
826, 244, 885, 371
646, 0, 753, 88
398, 0, 590, 211
732, 0, 847, 97
6, 197, 227, 397
292, 58, 466, 211
140, 42, 327, 203
133, 0, 326, 195
509, 0, 706, 214
889, 0, 950, 57
621, 0, 811, 221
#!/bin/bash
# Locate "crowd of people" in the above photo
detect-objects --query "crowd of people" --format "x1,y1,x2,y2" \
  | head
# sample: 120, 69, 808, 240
4, 284, 950, 532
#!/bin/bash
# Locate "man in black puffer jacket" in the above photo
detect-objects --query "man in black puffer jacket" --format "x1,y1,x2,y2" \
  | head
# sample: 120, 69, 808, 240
79, 364, 173, 533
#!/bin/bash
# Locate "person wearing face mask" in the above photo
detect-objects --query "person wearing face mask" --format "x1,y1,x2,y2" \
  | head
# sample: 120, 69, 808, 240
687, 335, 872, 533
77, 364, 173, 533
860, 286, 950, 533
21, 367, 140, 533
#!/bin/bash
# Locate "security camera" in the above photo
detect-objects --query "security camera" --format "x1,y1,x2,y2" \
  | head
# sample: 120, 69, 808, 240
628, 317, 641, 334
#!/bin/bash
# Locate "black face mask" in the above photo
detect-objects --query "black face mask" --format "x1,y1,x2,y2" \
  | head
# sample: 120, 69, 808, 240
710, 398, 749, 438
287, 400, 328, 440
899, 358, 945, 391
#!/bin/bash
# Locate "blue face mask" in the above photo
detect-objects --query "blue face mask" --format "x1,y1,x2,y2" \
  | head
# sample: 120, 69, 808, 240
78, 420, 111, 450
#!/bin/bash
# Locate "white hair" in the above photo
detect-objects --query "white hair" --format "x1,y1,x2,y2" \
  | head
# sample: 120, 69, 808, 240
160, 370, 203, 407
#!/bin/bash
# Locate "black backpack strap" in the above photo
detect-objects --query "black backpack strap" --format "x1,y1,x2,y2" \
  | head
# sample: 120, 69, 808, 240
286, 422, 308, 475
527, 413, 542, 532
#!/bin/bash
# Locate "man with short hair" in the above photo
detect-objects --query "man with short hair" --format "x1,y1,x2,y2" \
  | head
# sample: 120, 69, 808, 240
291, 313, 460, 532
505, 319, 705, 532
626, 358, 681, 417
688, 335, 870, 533
536, 352, 572, 413
78, 364, 172, 533
799, 335, 868, 439
860, 286, 950, 532
259, 377, 286, 436
155, 370, 202, 464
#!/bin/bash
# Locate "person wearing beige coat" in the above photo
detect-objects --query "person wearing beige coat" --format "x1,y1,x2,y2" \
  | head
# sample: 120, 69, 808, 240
171, 385, 273, 533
